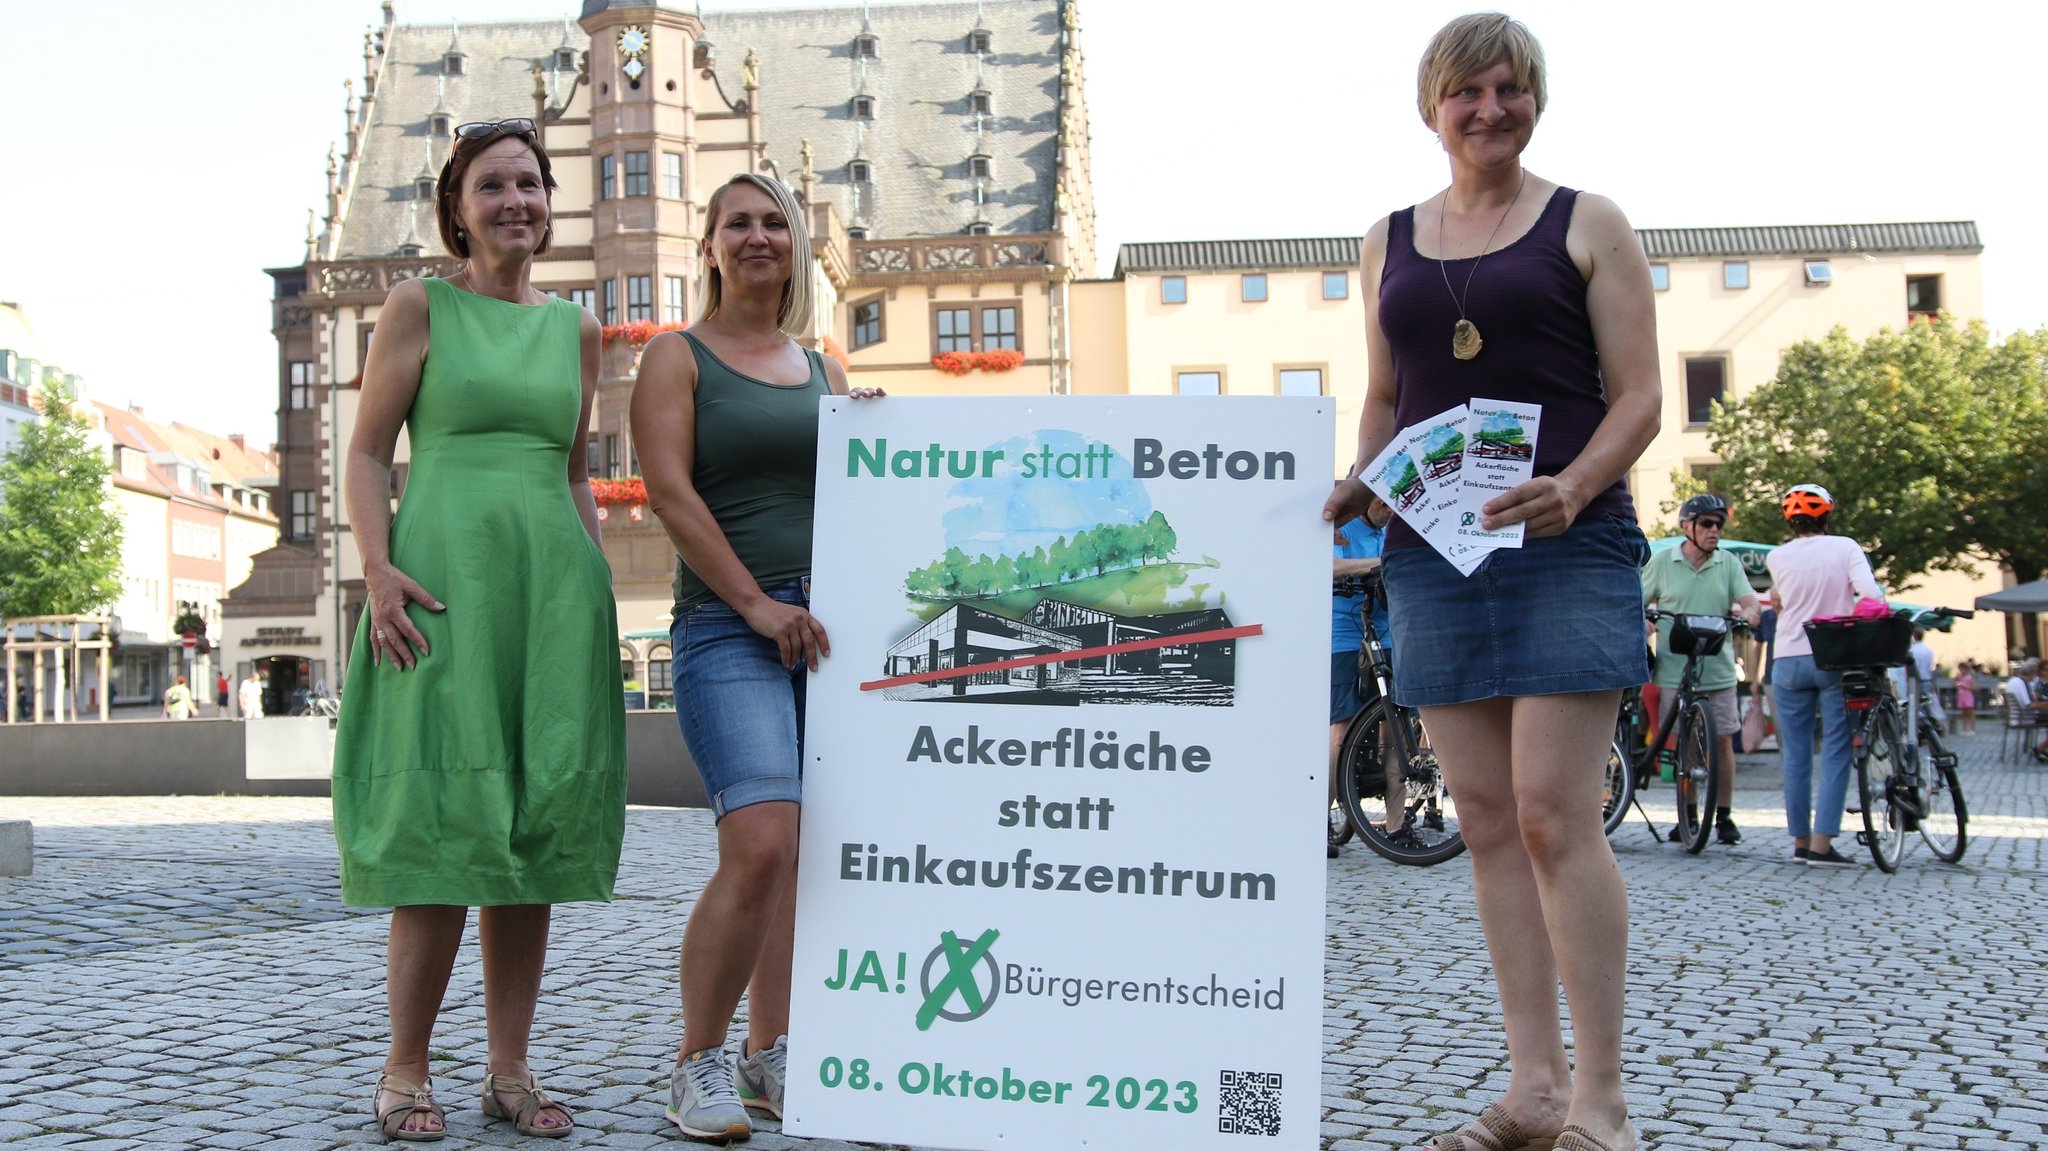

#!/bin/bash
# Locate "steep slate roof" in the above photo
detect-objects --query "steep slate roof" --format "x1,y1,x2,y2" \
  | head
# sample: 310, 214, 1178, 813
1635, 222, 1982, 260
95, 405, 277, 514
338, 20, 584, 259
706, 0, 1062, 237
1112, 222, 1984, 276
335, 1, 1061, 259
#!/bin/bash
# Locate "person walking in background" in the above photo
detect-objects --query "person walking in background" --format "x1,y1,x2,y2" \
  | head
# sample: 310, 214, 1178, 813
238, 670, 265, 720
161, 675, 195, 720
1764, 483, 1882, 868
1640, 494, 1761, 846
330, 116, 626, 1141
1322, 14, 1661, 1151
632, 172, 878, 1142
1952, 659, 1977, 736
215, 671, 231, 717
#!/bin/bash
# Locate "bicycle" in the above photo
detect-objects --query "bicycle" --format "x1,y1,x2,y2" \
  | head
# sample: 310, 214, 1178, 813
1329, 572, 1465, 866
1810, 608, 1972, 872
1621, 610, 1749, 854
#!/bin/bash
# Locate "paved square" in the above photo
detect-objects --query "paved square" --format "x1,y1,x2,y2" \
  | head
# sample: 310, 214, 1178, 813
3, 733, 2044, 1149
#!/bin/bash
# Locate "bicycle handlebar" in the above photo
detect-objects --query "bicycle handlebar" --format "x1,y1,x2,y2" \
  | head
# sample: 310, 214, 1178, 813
1644, 608, 1753, 635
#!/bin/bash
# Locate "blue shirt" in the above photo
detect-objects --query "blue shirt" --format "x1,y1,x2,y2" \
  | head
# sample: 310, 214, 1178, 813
1333, 518, 1392, 654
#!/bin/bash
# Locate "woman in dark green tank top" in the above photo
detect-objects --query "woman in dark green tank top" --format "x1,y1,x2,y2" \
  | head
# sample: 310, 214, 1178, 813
630, 172, 880, 1140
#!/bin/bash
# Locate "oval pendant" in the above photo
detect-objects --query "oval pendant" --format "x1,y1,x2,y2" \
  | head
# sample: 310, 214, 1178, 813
1452, 319, 1483, 361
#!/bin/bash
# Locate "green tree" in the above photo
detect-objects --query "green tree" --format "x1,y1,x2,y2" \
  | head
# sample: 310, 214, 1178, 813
0, 379, 123, 618
1706, 318, 2048, 597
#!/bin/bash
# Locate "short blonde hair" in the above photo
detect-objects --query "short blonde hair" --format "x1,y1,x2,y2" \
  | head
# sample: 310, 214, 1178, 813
1416, 12, 1547, 130
699, 172, 814, 339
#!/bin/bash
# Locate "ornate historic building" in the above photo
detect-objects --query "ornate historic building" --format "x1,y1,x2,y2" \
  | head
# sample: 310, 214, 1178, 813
226, 0, 1094, 693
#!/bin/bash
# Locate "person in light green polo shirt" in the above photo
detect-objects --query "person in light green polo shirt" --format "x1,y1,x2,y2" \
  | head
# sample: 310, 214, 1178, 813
1641, 494, 1761, 845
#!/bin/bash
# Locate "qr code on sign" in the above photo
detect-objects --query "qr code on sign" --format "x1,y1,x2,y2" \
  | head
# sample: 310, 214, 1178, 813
1217, 1069, 1282, 1136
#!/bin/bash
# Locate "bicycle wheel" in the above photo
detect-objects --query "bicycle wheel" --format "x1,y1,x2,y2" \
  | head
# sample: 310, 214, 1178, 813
1601, 739, 1633, 837
1673, 697, 1717, 854
1340, 700, 1465, 866
1915, 729, 1967, 863
1857, 700, 1907, 873
1327, 793, 1355, 848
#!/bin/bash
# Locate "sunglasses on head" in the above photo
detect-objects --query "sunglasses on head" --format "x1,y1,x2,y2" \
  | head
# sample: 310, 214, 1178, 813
454, 118, 537, 141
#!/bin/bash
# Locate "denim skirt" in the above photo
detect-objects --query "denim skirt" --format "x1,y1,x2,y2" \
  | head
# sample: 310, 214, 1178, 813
1381, 513, 1650, 708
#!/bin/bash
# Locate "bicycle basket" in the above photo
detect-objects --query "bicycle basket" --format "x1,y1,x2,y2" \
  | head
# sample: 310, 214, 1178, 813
1668, 614, 1731, 658
1805, 614, 1911, 670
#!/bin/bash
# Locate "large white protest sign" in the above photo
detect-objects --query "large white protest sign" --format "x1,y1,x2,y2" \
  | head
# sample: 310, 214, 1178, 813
786, 396, 1331, 1151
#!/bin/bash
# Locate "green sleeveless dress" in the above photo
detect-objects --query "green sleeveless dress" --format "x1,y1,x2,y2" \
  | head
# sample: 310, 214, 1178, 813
332, 278, 626, 907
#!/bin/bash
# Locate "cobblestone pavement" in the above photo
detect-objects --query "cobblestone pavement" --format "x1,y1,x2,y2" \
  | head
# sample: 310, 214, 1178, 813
3, 733, 2044, 1150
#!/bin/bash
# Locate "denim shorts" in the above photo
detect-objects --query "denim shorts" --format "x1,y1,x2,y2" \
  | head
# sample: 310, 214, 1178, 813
1330, 651, 1365, 725
671, 577, 809, 819
1382, 514, 1651, 708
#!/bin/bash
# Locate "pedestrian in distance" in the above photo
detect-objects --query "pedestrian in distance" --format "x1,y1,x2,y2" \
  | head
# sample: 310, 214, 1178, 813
215, 671, 231, 716
1764, 483, 1882, 867
330, 116, 627, 1142
161, 675, 196, 720
632, 172, 881, 1143
1640, 493, 1761, 846
238, 669, 264, 720
1952, 659, 1976, 736
1321, 13, 1662, 1151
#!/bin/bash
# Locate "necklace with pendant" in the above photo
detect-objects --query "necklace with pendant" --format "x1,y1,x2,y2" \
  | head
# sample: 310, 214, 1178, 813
1436, 168, 1527, 361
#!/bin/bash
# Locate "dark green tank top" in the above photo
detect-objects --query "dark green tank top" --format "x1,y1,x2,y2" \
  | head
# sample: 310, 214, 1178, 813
671, 331, 831, 612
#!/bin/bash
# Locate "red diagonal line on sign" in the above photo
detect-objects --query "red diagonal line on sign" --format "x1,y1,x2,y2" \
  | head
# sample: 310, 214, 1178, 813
858, 623, 1264, 692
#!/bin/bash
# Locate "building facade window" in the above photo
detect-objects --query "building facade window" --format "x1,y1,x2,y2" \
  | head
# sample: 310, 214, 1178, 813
587, 436, 601, 477
980, 306, 1018, 350
289, 491, 316, 540
605, 434, 621, 479
1684, 356, 1728, 426
1649, 263, 1670, 291
969, 154, 991, 178
1907, 274, 1943, 318
663, 152, 683, 198
851, 298, 883, 350
624, 151, 650, 197
935, 307, 973, 353
172, 521, 224, 560
600, 154, 617, 200
969, 29, 991, 53
852, 95, 874, 119
1175, 370, 1222, 396
627, 275, 652, 322
429, 113, 451, 137
1161, 276, 1187, 304
854, 34, 877, 58
1802, 259, 1832, 287
970, 89, 991, 115
664, 276, 686, 323
1241, 274, 1268, 302
602, 279, 617, 324
850, 160, 871, 183
1321, 271, 1349, 300
1722, 261, 1749, 290
288, 361, 316, 410
1277, 367, 1324, 396
648, 646, 673, 702
570, 287, 595, 313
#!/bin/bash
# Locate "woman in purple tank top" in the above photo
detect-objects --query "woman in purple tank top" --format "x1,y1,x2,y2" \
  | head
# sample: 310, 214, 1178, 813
1322, 15, 1660, 1151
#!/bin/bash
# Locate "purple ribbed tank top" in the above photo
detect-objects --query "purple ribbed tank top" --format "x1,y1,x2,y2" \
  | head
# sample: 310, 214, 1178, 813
1379, 186, 1635, 552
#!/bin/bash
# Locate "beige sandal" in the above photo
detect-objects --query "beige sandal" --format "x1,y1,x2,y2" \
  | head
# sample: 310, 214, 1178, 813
1555, 1126, 1623, 1151
482, 1071, 575, 1138
374, 1073, 446, 1142
1432, 1103, 1557, 1151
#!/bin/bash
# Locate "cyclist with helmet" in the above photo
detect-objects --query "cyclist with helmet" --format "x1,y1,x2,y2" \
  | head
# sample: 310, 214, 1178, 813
1764, 484, 1882, 868
1640, 494, 1761, 845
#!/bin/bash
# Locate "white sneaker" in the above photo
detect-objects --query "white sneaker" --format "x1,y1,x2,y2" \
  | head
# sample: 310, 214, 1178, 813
668, 1046, 751, 1143
735, 1035, 788, 1119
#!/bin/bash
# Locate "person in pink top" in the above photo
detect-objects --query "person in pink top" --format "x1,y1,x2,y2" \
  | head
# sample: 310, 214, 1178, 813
1764, 484, 1883, 867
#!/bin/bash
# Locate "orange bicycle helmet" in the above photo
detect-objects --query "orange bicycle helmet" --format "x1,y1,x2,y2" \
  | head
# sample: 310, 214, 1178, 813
1781, 483, 1834, 520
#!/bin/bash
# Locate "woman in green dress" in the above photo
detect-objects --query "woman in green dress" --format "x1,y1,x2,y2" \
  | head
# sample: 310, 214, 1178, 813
332, 118, 625, 1141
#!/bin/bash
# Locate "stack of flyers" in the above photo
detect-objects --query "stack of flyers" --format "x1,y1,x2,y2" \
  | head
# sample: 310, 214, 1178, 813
1359, 398, 1541, 576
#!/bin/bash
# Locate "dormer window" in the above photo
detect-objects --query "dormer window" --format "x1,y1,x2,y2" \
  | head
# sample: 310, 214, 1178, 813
969, 154, 991, 178
415, 176, 437, 200
969, 29, 991, 53
970, 89, 991, 115
852, 95, 874, 119
443, 53, 465, 76
430, 113, 452, 137
555, 48, 577, 70
398, 241, 424, 257
848, 226, 869, 241
854, 34, 878, 58
968, 221, 991, 236
849, 160, 872, 183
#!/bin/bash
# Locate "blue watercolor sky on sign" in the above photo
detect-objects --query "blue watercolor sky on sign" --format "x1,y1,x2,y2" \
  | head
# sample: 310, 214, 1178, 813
940, 429, 1152, 557
1423, 424, 1463, 455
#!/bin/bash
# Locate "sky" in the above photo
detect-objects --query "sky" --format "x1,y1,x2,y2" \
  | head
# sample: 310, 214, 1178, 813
3, 0, 2042, 444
